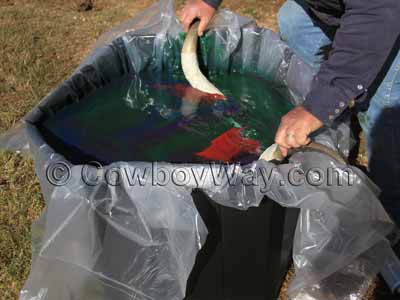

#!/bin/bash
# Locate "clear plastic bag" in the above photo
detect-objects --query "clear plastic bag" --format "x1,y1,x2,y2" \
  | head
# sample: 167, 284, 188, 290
0, 1, 396, 299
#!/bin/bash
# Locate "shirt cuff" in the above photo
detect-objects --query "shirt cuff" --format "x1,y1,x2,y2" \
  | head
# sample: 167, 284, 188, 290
303, 81, 361, 125
203, 0, 222, 9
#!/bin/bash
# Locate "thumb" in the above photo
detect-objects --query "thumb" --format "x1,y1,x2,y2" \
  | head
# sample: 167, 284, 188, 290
198, 17, 210, 36
279, 145, 289, 157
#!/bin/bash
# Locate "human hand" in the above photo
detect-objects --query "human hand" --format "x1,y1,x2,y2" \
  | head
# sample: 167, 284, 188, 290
274, 106, 323, 156
181, 0, 216, 36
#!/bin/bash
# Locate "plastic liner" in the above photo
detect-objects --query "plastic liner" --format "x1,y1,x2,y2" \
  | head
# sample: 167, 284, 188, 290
0, 1, 397, 299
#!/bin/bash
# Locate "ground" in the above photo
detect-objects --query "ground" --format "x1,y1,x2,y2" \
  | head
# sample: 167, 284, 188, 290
0, 1, 371, 299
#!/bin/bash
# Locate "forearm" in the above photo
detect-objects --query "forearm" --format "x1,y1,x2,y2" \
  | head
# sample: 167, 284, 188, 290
303, 0, 400, 124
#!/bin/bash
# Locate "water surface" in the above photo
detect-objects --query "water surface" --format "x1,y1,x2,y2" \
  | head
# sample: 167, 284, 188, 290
39, 72, 292, 164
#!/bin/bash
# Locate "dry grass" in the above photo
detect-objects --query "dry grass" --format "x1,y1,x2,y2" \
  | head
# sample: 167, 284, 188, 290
0, 1, 372, 300
0, 1, 159, 298
220, 0, 284, 30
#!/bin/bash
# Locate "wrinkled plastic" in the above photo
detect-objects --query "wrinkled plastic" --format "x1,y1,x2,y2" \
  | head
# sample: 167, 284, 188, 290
24, 161, 207, 300
0, 1, 396, 300
0, 121, 30, 153
381, 243, 400, 293
197, 145, 394, 299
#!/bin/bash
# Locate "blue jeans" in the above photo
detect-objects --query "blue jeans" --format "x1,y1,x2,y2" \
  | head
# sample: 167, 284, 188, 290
278, 0, 400, 226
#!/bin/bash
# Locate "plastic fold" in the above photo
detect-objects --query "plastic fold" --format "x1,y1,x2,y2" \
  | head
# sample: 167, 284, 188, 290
0, 1, 396, 299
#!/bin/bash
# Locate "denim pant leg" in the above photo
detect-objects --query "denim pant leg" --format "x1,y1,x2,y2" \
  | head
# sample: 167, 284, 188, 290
278, 0, 332, 71
279, 1, 400, 226
358, 51, 400, 226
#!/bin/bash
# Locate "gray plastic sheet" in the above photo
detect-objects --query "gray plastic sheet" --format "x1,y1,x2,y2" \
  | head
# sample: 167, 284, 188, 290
0, 1, 397, 299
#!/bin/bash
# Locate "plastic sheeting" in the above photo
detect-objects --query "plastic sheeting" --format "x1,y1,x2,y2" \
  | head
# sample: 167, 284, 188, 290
0, 1, 397, 299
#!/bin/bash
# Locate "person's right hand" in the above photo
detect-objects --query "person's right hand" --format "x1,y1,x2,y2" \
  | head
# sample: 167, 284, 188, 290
181, 0, 216, 36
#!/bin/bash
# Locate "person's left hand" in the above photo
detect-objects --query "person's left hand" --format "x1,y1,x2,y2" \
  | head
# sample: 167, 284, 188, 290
275, 106, 323, 156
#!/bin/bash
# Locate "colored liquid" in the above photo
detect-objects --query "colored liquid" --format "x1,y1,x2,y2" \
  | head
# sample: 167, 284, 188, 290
39, 72, 293, 164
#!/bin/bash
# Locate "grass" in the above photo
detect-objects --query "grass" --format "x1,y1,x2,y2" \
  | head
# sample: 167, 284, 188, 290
0, 1, 371, 300
0, 1, 163, 298
0, 153, 41, 299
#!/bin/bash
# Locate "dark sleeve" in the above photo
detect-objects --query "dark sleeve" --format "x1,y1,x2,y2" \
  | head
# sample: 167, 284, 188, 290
203, 0, 222, 9
303, 0, 400, 125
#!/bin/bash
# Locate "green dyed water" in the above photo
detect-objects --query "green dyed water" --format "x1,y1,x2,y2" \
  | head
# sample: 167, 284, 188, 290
39, 71, 293, 164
